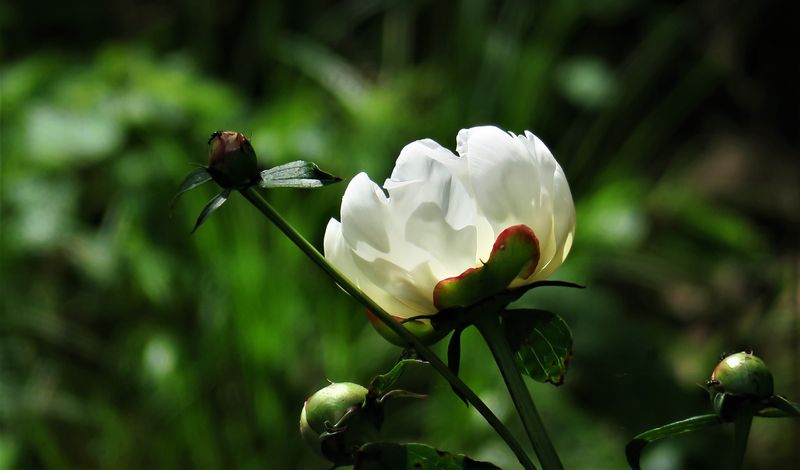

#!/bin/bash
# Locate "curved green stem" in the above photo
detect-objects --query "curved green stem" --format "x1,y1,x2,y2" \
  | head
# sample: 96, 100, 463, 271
474, 314, 563, 470
732, 412, 752, 470
240, 187, 536, 470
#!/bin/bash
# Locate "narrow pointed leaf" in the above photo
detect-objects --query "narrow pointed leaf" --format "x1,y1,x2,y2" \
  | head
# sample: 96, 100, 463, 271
355, 442, 501, 470
625, 414, 721, 469
259, 160, 341, 188
172, 167, 212, 208
368, 358, 427, 397
377, 389, 428, 403
192, 190, 230, 233
502, 309, 572, 385
759, 395, 800, 417
523, 280, 586, 290
491, 280, 586, 307
447, 328, 468, 406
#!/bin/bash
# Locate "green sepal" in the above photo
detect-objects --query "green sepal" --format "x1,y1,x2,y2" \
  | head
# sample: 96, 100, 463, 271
172, 167, 212, 209
413, 279, 583, 335
368, 311, 448, 347
259, 160, 341, 188
625, 414, 721, 469
502, 309, 572, 385
191, 189, 230, 233
433, 225, 540, 310
354, 442, 501, 470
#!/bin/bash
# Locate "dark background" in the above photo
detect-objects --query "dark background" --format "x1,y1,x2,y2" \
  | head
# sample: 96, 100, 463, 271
1, 0, 798, 468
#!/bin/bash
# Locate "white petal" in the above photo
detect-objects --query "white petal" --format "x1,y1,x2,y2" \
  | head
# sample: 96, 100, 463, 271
324, 218, 357, 277
385, 139, 474, 231
382, 139, 480, 276
386, 139, 466, 186
325, 218, 434, 318
535, 165, 576, 279
516, 131, 559, 273
327, 167, 460, 317
350, 255, 438, 317
457, 126, 554, 261
339, 172, 392, 257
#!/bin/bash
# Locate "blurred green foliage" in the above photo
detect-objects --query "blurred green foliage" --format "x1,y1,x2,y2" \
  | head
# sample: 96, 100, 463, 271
1, 0, 797, 469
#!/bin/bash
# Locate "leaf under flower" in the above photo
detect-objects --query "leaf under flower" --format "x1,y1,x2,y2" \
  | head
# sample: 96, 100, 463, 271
502, 309, 573, 385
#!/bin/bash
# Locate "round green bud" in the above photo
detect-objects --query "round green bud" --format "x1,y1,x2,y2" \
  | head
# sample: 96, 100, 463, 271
708, 351, 774, 399
207, 131, 259, 188
299, 382, 378, 465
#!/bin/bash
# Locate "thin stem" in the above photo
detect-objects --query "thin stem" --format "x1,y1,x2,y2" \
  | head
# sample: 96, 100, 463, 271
240, 187, 536, 470
732, 412, 753, 470
474, 314, 563, 470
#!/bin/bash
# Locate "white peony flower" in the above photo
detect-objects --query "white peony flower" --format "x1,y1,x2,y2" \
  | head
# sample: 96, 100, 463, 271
324, 126, 575, 341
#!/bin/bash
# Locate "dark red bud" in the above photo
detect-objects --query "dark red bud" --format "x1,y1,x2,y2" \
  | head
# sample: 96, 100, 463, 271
207, 131, 259, 188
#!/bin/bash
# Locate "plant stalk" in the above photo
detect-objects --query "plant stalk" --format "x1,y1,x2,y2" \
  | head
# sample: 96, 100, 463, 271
474, 313, 563, 470
732, 412, 753, 470
240, 187, 536, 470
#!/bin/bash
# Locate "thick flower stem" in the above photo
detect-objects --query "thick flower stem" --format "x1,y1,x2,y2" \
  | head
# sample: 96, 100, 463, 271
731, 412, 752, 470
475, 314, 563, 470
240, 187, 536, 470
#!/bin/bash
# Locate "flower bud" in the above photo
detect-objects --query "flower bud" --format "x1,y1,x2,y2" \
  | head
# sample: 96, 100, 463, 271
207, 131, 259, 188
299, 382, 379, 465
708, 351, 774, 399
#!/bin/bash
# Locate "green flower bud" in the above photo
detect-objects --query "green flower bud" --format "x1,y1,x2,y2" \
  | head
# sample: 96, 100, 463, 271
207, 131, 259, 188
299, 382, 379, 465
708, 351, 774, 399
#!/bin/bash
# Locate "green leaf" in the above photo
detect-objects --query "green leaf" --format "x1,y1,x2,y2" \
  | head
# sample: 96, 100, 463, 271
625, 414, 721, 469
757, 395, 800, 418
258, 160, 341, 188
191, 190, 230, 233
354, 442, 501, 470
172, 167, 212, 208
368, 358, 427, 397
502, 309, 572, 385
